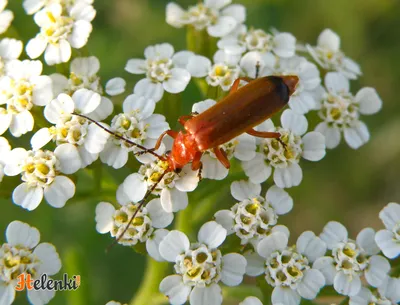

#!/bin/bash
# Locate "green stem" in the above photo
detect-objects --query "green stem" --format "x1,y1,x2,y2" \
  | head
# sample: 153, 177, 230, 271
156, 92, 182, 129
129, 258, 169, 305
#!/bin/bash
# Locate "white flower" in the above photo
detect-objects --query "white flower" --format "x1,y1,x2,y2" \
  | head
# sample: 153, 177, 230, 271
121, 161, 199, 213
0, 136, 10, 182
245, 231, 326, 305
187, 53, 240, 91
378, 276, 400, 305
0, 59, 53, 137
242, 109, 326, 188
26, 3, 95, 65
31, 89, 110, 168
159, 221, 247, 305
215, 180, 292, 247
95, 193, 173, 261
375, 202, 400, 259
0, 0, 13, 35
105, 77, 126, 96
219, 26, 296, 59
125, 43, 192, 100
314, 221, 390, 296
0, 38, 23, 76
349, 285, 400, 305
4, 146, 78, 210
0, 220, 62, 305
306, 29, 361, 79
23, 0, 94, 15
100, 94, 169, 168
166, 0, 246, 38
240, 52, 321, 114
315, 72, 382, 149
190, 99, 256, 179
239, 296, 263, 305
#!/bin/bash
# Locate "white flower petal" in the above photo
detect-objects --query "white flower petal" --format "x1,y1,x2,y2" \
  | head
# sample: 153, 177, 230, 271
205, 0, 231, 10
125, 59, 146, 74
288, 93, 315, 115
159, 230, 190, 262
302, 132, 326, 161
334, 271, 361, 296
201, 154, 229, 180
172, 51, 194, 69
32, 75, 53, 106
273, 162, 303, 188
240, 297, 263, 305
146, 198, 174, 228
72, 88, 101, 114
187, 55, 212, 78
95, 202, 115, 234
207, 16, 237, 37
273, 33, 296, 58
325, 72, 349, 94
13, 183, 43, 211
44, 176, 75, 208
44, 40, 71, 65
214, 210, 235, 234
26, 36, 47, 59
230, 180, 261, 201
145, 43, 174, 60
0, 283, 15, 305
166, 2, 186, 28
221, 253, 246, 286
271, 286, 301, 305
379, 202, 400, 230
84, 122, 110, 154
0, 111, 11, 135
355, 87, 382, 115
190, 284, 223, 305
244, 252, 265, 276
161, 188, 188, 213
266, 185, 293, 215
31, 128, 53, 150
123, 94, 155, 120
242, 153, 271, 184
198, 221, 227, 249
6, 220, 40, 248
320, 221, 348, 249
318, 29, 340, 52
70, 56, 99, 76
33, 243, 61, 275
106, 77, 126, 96
315, 122, 341, 149
100, 142, 128, 169
78, 146, 98, 168
364, 255, 390, 287
234, 134, 256, 161
312, 257, 336, 285
122, 173, 147, 203
159, 275, 191, 305
281, 109, 308, 136
44, 93, 74, 124
69, 20, 92, 49
257, 231, 288, 258
134, 78, 164, 103
146, 229, 169, 262
349, 287, 373, 305
297, 269, 325, 300
344, 122, 370, 149
163, 68, 191, 94
221, 4, 246, 23
54, 143, 81, 174
296, 231, 327, 263
9, 111, 34, 137
375, 229, 400, 259
356, 227, 379, 255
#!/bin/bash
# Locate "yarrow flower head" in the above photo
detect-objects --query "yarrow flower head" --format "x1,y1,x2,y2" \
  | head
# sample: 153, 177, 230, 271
125, 43, 193, 101
375, 202, 400, 259
350, 283, 400, 305
100, 94, 169, 169
166, 0, 246, 38
242, 109, 326, 188
159, 221, 247, 305
306, 28, 362, 79
4, 145, 79, 210
120, 161, 199, 213
218, 26, 296, 59
0, 0, 13, 35
240, 52, 321, 114
0, 59, 53, 137
314, 221, 390, 296
26, 3, 95, 65
245, 231, 327, 305
215, 180, 293, 247
0, 221, 61, 305
23, 0, 94, 15
315, 72, 382, 149
0, 38, 23, 76
31, 89, 111, 168
190, 99, 256, 180
0, 136, 10, 182
95, 190, 173, 261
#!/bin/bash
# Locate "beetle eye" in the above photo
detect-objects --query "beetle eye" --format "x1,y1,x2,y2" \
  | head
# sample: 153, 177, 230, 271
175, 168, 182, 174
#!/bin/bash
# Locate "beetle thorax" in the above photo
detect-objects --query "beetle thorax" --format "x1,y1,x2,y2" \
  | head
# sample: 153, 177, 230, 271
169, 131, 199, 170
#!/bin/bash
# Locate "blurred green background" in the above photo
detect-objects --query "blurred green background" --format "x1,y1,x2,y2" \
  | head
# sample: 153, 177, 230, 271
2, 0, 400, 304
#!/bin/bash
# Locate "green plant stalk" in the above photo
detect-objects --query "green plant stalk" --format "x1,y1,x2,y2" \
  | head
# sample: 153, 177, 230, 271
156, 92, 182, 129
129, 258, 169, 305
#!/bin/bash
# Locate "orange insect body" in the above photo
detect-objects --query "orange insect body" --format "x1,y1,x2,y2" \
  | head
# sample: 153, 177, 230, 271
166, 75, 299, 171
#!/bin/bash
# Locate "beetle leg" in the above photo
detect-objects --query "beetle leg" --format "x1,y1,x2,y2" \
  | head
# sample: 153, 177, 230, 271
153, 130, 178, 150
246, 128, 281, 139
178, 115, 194, 126
213, 147, 230, 169
230, 77, 254, 94
192, 151, 203, 180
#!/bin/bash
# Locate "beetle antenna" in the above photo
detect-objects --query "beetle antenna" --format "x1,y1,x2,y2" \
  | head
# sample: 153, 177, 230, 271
72, 113, 164, 160
255, 61, 261, 79
106, 169, 168, 252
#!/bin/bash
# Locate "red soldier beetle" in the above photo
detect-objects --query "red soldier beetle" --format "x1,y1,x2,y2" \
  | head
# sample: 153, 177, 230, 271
75, 74, 299, 246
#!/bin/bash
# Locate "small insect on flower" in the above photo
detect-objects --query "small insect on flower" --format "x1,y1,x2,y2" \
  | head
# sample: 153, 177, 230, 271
78, 73, 299, 246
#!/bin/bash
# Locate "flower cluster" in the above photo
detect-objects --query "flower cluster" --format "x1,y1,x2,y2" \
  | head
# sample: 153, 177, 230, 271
0, 1, 397, 305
